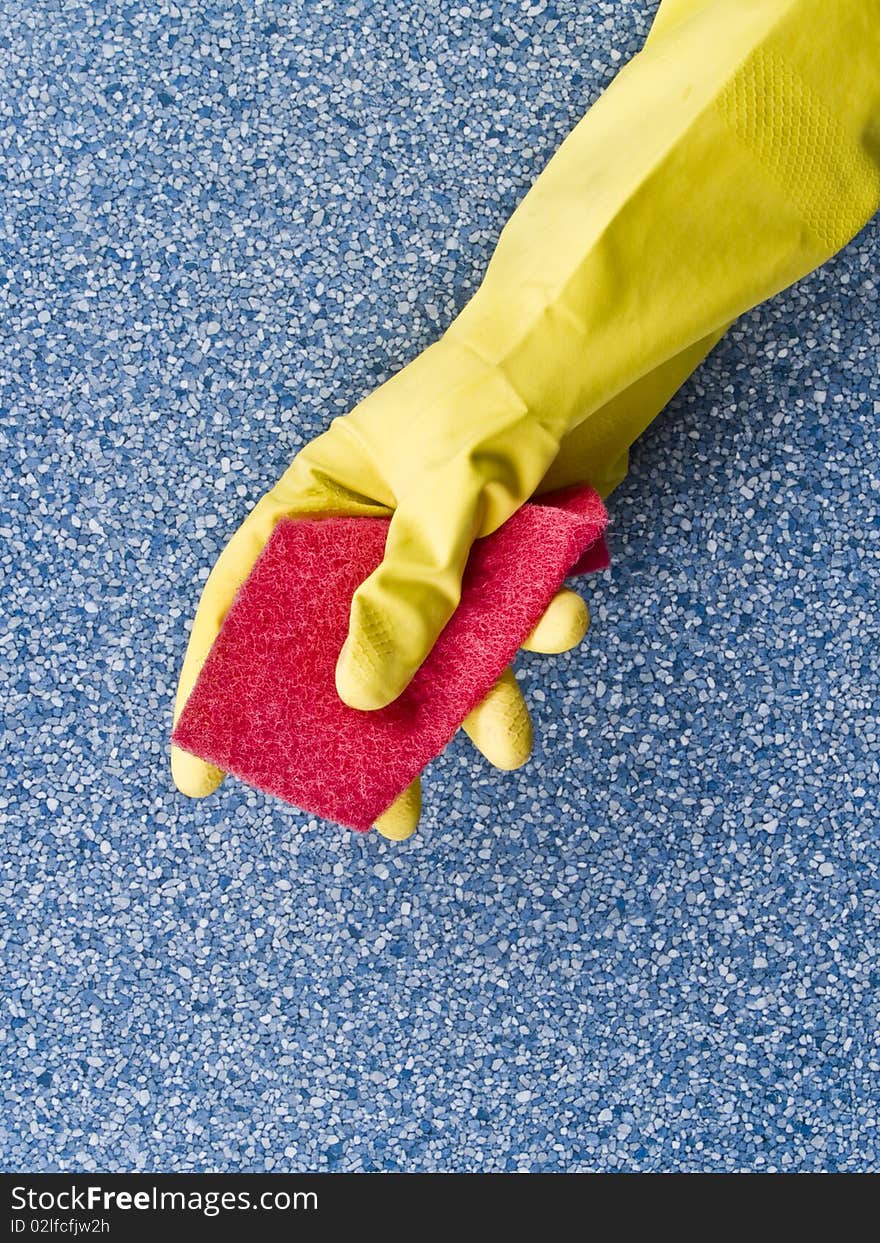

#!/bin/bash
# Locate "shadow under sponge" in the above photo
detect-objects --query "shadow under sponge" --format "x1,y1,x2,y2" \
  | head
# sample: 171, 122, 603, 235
172, 486, 608, 832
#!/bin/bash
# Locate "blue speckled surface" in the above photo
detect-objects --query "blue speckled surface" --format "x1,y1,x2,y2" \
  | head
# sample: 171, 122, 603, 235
2, 1, 878, 1172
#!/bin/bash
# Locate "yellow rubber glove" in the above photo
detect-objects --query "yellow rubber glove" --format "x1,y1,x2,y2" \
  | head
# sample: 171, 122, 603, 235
174, 0, 880, 825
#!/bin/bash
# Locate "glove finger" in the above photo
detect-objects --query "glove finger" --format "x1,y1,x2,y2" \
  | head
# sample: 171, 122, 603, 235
462, 667, 533, 771
170, 749, 226, 801
521, 588, 590, 654
374, 777, 422, 841
335, 477, 482, 711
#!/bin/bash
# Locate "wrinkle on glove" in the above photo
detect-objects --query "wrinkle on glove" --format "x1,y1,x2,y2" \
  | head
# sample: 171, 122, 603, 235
172, 488, 607, 832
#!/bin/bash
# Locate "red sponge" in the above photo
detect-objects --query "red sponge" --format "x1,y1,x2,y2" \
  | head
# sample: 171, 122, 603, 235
173, 486, 608, 832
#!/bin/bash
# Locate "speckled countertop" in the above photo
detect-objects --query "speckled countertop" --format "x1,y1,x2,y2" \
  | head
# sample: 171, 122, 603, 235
2, 1, 878, 1171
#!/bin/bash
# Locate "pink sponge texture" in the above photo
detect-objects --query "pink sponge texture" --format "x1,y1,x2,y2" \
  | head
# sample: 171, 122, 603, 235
173, 486, 608, 832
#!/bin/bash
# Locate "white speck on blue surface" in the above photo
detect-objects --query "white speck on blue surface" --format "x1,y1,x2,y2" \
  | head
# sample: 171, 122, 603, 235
1, 1, 878, 1173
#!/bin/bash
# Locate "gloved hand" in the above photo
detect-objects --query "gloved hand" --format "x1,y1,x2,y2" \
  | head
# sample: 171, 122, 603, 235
170, 380, 597, 823
172, 328, 722, 840
173, 0, 880, 835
